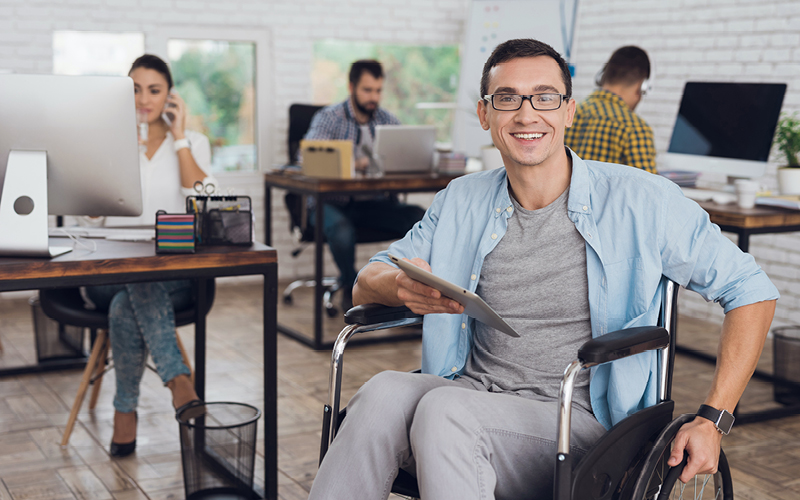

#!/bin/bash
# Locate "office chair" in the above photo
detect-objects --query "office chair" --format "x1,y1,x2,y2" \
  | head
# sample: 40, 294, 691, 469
282, 104, 410, 316
318, 278, 734, 500
37, 281, 215, 446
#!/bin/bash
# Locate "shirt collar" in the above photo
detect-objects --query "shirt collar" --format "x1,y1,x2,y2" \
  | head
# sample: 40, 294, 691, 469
590, 89, 627, 108
566, 147, 592, 215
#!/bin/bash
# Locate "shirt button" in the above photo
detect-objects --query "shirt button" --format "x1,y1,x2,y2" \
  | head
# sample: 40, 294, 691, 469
461, 322, 466, 329
451, 366, 458, 372
496, 207, 502, 213
506, 206, 512, 212
491, 233, 498, 239
582, 206, 588, 211
471, 274, 477, 280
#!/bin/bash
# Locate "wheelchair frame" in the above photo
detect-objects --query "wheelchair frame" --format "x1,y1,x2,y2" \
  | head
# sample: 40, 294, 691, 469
319, 279, 734, 500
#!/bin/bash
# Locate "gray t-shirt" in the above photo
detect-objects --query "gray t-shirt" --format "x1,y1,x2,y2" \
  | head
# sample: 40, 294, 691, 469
461, 187, 593, 413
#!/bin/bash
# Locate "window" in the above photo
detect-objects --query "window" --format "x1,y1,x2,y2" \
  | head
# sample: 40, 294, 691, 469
53, 31, 144, 76
312, 40, 460, 144
168, 40, 257, 173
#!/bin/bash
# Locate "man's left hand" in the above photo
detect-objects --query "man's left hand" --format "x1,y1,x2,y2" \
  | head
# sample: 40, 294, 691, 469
667, 417, 723, 483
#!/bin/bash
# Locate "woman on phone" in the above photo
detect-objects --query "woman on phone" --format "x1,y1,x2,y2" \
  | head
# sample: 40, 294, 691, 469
85, 54, 215, 457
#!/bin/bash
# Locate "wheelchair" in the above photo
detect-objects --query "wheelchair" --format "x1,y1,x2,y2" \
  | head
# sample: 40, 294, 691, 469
318, 278, 734, 499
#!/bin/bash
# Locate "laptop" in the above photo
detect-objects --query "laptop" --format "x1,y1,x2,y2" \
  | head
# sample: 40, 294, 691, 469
374, 125, 436, 173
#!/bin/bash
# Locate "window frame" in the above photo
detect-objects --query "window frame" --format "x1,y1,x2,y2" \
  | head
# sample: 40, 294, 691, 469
149, 26, 271, 176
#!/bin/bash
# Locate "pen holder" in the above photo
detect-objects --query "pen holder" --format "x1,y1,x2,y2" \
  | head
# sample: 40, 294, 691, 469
155, 211, 196, 254
187, 195, 253, 246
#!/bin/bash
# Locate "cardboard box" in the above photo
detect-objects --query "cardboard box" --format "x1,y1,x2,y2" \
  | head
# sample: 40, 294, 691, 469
300, 139, 354, 179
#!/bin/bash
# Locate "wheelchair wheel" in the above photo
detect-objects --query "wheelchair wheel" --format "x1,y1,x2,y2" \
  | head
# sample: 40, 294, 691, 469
633, 414, 733, 500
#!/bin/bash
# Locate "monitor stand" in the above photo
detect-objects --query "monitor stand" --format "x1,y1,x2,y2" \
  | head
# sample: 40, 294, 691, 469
0, 150, 71, 258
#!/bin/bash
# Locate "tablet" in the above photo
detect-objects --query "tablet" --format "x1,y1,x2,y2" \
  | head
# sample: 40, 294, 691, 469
388, 254, 519, 338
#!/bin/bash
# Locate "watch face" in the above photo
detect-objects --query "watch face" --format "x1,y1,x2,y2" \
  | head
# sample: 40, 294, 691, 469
717, 410, 735, 434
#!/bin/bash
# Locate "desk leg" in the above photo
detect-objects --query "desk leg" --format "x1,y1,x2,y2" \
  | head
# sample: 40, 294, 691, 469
313, 200, 324, 349
264, 182, 272, 247
263, 266, 278, 500
737, 230, 749, 253
194, 279, 208, 400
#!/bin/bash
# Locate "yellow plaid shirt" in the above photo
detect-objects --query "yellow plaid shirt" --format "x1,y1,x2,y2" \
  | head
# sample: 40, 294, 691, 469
565, 90, 656, 173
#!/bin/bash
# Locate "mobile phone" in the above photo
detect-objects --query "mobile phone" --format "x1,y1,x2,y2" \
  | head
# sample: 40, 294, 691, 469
162, 95, 176, 126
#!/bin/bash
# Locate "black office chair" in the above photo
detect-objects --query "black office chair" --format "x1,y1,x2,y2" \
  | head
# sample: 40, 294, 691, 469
281, 104, 410, 316
38, 281, 216, 446
318, 279, 734, 500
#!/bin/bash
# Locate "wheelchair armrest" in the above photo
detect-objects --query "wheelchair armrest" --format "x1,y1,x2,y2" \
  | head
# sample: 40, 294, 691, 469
578, 326, 669, 366
344, 303, 422, 326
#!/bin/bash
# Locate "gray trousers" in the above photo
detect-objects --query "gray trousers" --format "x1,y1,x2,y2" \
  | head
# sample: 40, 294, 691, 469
308, 370, 606, 500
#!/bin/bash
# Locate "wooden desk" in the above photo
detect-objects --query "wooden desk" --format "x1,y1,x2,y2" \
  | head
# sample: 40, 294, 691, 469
697, 200, 800, 252
264, 171, 457, 349
690, 201, 800, 424
0, 239, 279, 500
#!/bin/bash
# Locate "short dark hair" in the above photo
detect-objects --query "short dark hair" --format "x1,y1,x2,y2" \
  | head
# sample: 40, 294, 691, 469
129, 54, 173, 89
349, 59, 384, 86
480, 39, 571, 99
599, 46, 650, 87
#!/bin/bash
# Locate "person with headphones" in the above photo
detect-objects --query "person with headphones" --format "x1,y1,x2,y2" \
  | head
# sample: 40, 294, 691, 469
565, 46, 657, 173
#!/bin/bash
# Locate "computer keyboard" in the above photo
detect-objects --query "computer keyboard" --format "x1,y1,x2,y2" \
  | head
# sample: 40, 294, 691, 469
49, 226, 155, 241
680, 187, 736, 204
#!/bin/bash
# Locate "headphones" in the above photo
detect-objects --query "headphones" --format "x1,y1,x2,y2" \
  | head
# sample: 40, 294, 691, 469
594, 64, 653, 96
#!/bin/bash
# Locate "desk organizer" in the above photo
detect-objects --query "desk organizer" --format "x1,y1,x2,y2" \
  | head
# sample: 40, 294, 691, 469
187, 195, 253, 246
155, 211, 196, 253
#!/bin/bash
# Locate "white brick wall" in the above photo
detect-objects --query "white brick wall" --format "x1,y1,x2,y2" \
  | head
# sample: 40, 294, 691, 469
0, 0, 468, 282
572, 0, 800, 328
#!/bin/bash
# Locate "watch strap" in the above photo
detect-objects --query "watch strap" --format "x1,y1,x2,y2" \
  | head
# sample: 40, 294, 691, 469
697, 404, 734, 434
173, 138, 190, 152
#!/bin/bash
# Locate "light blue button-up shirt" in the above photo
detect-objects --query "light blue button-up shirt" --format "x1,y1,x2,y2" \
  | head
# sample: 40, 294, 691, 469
368, 149, 779, 430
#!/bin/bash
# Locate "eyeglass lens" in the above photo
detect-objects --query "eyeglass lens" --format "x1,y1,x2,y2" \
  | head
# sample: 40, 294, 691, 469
493, 94, 563, 111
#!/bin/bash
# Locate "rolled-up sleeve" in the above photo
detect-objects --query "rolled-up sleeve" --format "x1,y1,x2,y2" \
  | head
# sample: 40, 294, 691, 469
660, 185, 779, 312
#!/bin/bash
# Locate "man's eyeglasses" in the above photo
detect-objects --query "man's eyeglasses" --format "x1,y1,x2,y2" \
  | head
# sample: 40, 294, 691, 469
483, 93, 569, 111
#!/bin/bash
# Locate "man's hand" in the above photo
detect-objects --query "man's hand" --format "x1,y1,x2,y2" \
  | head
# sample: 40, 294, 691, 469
667, 418, 723, 483
395, 258, 464, 315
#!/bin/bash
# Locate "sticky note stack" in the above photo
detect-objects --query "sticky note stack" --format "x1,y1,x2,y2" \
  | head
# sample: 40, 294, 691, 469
156, 213, 196, 253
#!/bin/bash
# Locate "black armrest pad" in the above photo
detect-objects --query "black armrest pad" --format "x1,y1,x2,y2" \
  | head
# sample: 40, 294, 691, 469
578, 326, 669, 366
344, 304, 422, 325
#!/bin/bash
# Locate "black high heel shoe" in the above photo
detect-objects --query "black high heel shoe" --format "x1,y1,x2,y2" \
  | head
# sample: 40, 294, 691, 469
110, 412, 137, 458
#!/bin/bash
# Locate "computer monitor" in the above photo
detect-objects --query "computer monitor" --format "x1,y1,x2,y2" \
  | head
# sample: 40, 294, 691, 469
658, 82, 787, 180
0, 74, 142, 257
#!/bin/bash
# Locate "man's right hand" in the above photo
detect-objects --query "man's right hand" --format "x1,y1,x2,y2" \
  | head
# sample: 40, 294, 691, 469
395, 258, 465, 315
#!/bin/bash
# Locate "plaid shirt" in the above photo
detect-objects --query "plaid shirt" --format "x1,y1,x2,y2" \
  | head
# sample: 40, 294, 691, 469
304, 98, 401, 146
565, 90, 656, 173
304, 98, 401, 206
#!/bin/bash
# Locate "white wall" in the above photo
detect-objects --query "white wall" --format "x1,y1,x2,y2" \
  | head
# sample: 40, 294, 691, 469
571, 0, 800, 327
0, 0, 469, 282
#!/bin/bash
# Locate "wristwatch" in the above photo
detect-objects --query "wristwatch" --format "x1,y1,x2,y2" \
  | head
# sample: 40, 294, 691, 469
696, 404, 735, 435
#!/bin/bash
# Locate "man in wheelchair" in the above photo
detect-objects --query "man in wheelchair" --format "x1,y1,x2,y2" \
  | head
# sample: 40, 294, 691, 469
308, 38, 778, 500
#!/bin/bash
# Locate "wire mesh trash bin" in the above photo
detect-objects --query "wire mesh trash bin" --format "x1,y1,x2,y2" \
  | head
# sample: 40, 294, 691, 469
177, 401, 261, 500
773, 326, 800, 405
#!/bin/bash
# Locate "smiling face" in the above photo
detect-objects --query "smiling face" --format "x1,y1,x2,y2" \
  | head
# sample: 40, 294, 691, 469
478, 56, 575, 173
130, 67, 170, 125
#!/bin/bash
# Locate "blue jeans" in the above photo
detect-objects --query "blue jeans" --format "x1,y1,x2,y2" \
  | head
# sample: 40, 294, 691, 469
310, 198, 426, 289
85, 281, 193, 413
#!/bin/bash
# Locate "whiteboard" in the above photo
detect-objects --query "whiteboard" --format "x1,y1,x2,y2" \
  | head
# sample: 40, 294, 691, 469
453, 0, 573, 157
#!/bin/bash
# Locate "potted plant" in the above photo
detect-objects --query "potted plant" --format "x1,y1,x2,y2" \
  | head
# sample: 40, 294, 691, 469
775, 113, 800, 195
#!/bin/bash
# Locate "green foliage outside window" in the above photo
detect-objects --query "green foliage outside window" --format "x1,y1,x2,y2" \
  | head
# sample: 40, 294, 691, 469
312, 40, 460, 143
169, 40, 256, 172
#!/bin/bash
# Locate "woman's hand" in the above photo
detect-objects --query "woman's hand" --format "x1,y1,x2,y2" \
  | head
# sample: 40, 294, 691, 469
165, 92, 188, 139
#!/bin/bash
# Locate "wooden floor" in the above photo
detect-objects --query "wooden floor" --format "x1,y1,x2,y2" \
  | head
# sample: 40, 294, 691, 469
0, 281, 798, 500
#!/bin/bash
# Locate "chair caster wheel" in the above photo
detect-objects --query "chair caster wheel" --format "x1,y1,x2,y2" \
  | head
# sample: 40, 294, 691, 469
326, 306, 339, 318
283, 295, 293, 305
